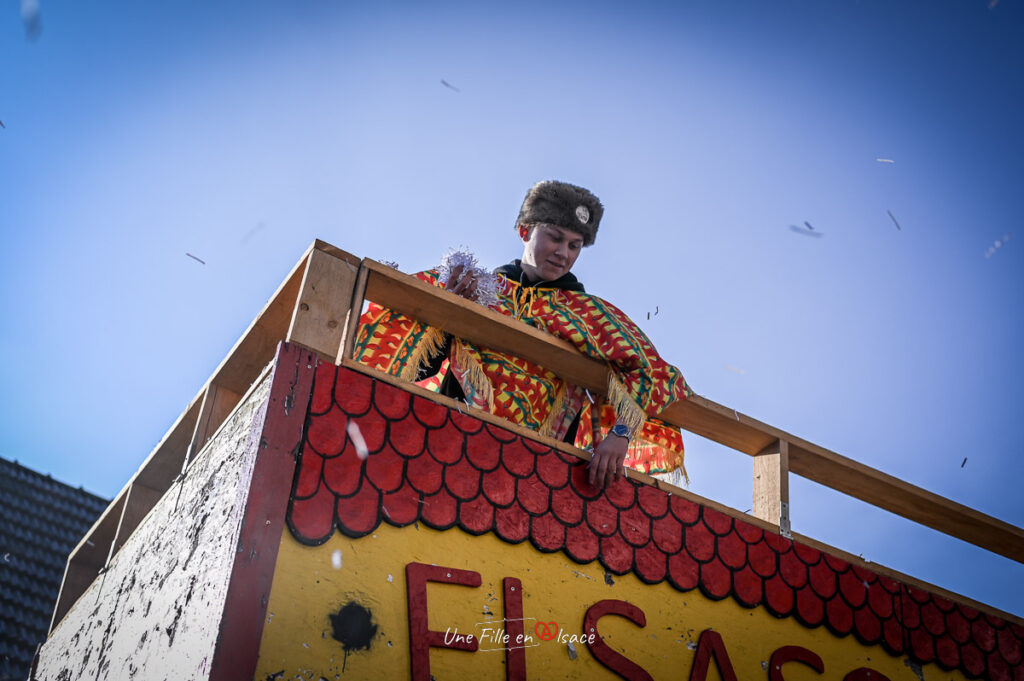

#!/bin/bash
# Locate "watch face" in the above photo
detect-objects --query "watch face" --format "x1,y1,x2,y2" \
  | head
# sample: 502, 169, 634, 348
611, 424, 630, 437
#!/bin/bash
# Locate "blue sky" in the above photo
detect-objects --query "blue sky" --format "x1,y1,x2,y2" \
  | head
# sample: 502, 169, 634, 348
2, 0, 1021, 615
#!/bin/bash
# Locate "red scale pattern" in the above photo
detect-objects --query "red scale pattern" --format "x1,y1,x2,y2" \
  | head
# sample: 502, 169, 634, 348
288, 366, 1023, 681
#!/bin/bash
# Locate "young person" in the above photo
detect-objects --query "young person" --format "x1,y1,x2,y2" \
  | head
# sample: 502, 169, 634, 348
354, 180, 692, 489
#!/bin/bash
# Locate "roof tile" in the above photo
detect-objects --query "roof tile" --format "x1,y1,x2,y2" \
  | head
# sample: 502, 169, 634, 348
289, 365, 1024, 681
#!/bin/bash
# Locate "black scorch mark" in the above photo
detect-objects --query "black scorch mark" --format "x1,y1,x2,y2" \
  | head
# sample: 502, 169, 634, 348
330, 602, 378, 652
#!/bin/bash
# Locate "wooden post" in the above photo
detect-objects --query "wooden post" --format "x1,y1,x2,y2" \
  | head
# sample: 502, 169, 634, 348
753, 439, 790, 535
287, 247, 360, 361
338, 262, 370, 363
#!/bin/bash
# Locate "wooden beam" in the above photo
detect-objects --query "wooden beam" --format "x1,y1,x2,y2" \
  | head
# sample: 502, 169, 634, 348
659, 396, 780, 456
287, 246, 360, 361
753, 439, 790, 532
50, 492, 126, 631
787, 440, 1024, 563
357, 258, 1024, 565
338, 262, 370, 363
109, 481, 164, 555
362, 260, 609, 393
185, 382, 242, 466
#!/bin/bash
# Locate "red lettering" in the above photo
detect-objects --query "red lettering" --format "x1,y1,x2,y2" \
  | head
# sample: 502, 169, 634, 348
406, 562, 480, 681
769, 646, 824, 681
689, 629, 739, 681
503, 577, 526, 681
583, 599, 653, 681
844, 668, 891, 681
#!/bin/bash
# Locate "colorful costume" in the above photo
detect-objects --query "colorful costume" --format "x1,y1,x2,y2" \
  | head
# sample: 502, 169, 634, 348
353, 262, 692, 478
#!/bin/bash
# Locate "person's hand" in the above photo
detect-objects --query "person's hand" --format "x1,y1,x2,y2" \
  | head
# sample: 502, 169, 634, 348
587, 433, 629, 490
446, 264, 479, 300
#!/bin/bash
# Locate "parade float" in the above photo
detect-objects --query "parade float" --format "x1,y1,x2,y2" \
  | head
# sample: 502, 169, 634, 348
32, 241, 1024, 681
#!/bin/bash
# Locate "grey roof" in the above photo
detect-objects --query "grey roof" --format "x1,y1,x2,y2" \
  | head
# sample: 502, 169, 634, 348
0, 457, 108, 681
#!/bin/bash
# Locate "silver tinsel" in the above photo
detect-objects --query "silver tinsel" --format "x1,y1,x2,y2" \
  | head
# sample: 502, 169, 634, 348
438, 248, 500, 308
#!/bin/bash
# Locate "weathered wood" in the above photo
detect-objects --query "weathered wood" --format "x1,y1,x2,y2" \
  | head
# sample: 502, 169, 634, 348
287, 246, 360, 361
753, 439, 790, 529
39, 372, 277, 678
208, 343, 317, 681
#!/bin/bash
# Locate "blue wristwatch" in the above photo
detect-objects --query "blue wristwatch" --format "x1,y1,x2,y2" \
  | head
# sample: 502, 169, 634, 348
610, 424, 631, 440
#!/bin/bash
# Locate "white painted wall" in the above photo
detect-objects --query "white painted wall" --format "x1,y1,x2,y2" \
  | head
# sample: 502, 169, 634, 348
35, 374, 271, 681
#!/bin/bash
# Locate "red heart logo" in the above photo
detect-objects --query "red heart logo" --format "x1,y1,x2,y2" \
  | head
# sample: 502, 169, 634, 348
534, 620, 559, 641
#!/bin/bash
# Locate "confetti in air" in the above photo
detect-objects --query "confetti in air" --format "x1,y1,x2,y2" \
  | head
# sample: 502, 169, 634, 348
789, 224, 823, 238
961, 457, 968, 468
347, 421, 369, 459
887, 210, 902, 230
331, 550, 343, 569
441, 79, 461, 92
985, 233, 1011, 258
240, 222, 265, 245
876, 158, 895, 164
438, 248, 500, 307
724, 365, 747, 375
185, 252, 206, 265
21, 0, 41, 39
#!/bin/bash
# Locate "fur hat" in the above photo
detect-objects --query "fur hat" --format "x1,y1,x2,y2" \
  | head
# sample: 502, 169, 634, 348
515, 180, 603, 246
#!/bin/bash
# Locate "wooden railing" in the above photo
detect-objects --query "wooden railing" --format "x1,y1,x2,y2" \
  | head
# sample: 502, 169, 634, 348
51, 240, 1024, 630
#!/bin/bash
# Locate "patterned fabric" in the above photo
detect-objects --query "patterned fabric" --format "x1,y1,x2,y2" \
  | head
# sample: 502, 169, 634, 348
353, 270, 692, 475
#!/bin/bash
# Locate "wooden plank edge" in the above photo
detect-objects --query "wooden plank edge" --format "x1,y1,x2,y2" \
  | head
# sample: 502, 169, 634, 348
207, 244, 312, 394
312, 238, 361, 266
67, 388, 203, 566
49, 492, 127, 632
186, 362, 276, 471
338, 261, 370, 363
287, 247, 360, 361
788, 442, 1024, 563
362, 260, 609, 393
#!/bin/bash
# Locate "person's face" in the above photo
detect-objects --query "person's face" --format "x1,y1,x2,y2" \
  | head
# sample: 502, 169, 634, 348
520, 223, 584, 282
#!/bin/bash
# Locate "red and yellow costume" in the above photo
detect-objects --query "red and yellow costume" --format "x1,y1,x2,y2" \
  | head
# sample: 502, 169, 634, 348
353, 270, 692, 477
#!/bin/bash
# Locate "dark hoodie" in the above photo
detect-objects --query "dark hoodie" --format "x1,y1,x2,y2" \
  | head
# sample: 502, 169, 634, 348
493, 259, 586, 292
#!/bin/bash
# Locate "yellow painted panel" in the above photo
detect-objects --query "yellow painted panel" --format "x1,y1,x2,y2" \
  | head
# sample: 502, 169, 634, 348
255, 523, 962, 681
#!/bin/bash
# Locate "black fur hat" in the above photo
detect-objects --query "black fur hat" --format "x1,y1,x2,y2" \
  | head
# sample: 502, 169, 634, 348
515, 180, 603, 246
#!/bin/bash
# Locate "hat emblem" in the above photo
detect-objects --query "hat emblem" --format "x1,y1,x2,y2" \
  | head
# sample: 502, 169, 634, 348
575, 205, 590, 224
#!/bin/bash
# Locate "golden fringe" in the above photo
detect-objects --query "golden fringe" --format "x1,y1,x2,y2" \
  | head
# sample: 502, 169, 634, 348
450, 340, 494, 409
606, 373, 646, 436
629, 439, 689, 485
538, 382, 567, 438
399, 326, 449, 382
